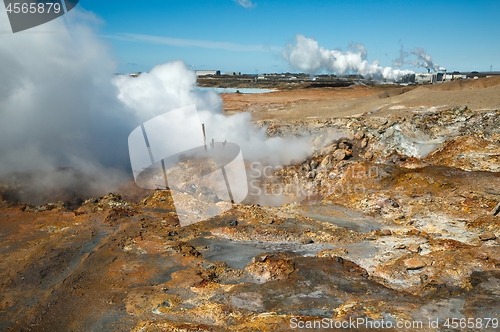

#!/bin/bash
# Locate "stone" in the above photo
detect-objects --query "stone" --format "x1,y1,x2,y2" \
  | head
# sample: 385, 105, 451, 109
333, 149, 347, 162
404, 258, 426, 270
387, 198, 400, 208
321, 156, 332, 167
307, 171, 316, 179
380, 229, 392, 236
338, 141, 351, 150
491, 202, 500, 216
310, 160, 319, 169
479, 232, 497, 241
229, 220, 238, 227
408, 243, 421, 253
354, 131, 365, 140
364, 151, 374, 160
360, 138, 369, 148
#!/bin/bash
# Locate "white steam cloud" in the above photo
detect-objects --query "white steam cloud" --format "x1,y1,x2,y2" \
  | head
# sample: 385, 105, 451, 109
0, 7, 310, 203
114, 61, 311, 166
393, 45, 445, 72
283, 35, 413, 80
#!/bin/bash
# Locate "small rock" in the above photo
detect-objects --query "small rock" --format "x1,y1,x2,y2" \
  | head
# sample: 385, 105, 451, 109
360, 138, 369, 148
491, 202, 500, 216
354, 131, 365, 140
387, 198, 400, 208
408, 243, 421, 253
321, 156, 332, 167
395, 244, 406, 250
306, 171, 316, 179
229, 220, 238, 227
338, 141, 351, 150
380, 229, 392, 236
479, 232, 497, 241
302, 238, 314, 244
404, 258, 426, 270
310, 160, 319, 169
252, 254, 268, 263
364, 151, 374, 160
333, 149, 347, 161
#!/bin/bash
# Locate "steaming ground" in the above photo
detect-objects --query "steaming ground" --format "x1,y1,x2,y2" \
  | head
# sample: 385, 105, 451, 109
0, 8, 312, 204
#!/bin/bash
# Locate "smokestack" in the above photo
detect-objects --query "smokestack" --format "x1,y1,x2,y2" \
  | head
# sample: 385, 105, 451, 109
202, 124, 207, 150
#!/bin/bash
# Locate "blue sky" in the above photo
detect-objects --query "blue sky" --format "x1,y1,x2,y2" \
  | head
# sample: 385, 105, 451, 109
79, 0, 499, 74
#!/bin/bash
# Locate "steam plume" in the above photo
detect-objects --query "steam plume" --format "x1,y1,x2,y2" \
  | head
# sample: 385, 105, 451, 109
393, 45, 445, 72
283, 35, 413, 80
0, 7, 310, 204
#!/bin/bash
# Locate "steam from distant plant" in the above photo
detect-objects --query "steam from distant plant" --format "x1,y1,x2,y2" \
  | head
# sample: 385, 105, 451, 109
393, 45, 445, 72
283, 34, 413, 80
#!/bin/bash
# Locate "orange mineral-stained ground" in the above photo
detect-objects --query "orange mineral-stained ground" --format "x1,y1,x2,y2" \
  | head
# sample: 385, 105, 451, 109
1, 77, 500, 331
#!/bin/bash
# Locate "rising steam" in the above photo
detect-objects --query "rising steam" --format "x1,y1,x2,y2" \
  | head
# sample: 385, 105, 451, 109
283, 34, 413, 80
0, 7, 311, 204
393, 45, 445, 72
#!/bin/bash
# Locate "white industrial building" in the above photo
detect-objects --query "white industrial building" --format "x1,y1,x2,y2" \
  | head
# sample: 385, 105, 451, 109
194, 70, 221, 76
415, 73, 439, 84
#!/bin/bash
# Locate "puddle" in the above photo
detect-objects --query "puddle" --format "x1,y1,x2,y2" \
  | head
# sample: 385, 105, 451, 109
299, 204, 384, 233
187, 237, 335, 270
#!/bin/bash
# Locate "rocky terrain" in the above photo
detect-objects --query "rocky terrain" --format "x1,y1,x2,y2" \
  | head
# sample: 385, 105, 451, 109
0, 78, 499, 331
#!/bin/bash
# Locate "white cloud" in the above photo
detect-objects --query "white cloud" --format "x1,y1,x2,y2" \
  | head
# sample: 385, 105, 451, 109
107, 33, 280, 53
233, 0, 256, 8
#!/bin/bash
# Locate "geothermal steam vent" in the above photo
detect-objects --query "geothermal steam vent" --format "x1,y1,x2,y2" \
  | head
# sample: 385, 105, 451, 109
128, 105, 248, 226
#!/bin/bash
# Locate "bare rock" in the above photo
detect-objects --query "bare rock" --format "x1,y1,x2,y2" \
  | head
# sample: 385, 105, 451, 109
321, 155, 332, 167
408, 243, 421, 253
404, 258, 426, 270
491, 202, 500, 216
479, 232, 497, 241
354, 131, 365, 140
246, 253, 294, 284
380, 229, 392, 236
333, 149, 347, 161
360, 137, 369, 148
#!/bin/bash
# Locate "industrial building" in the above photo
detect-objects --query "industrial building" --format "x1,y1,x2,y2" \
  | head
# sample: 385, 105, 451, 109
194, 70, 220, 76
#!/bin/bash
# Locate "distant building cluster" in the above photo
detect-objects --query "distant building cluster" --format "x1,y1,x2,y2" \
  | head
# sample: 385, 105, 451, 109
120, 69, 499, 86
194, 70, 221, 76
400, 71, 498, 84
